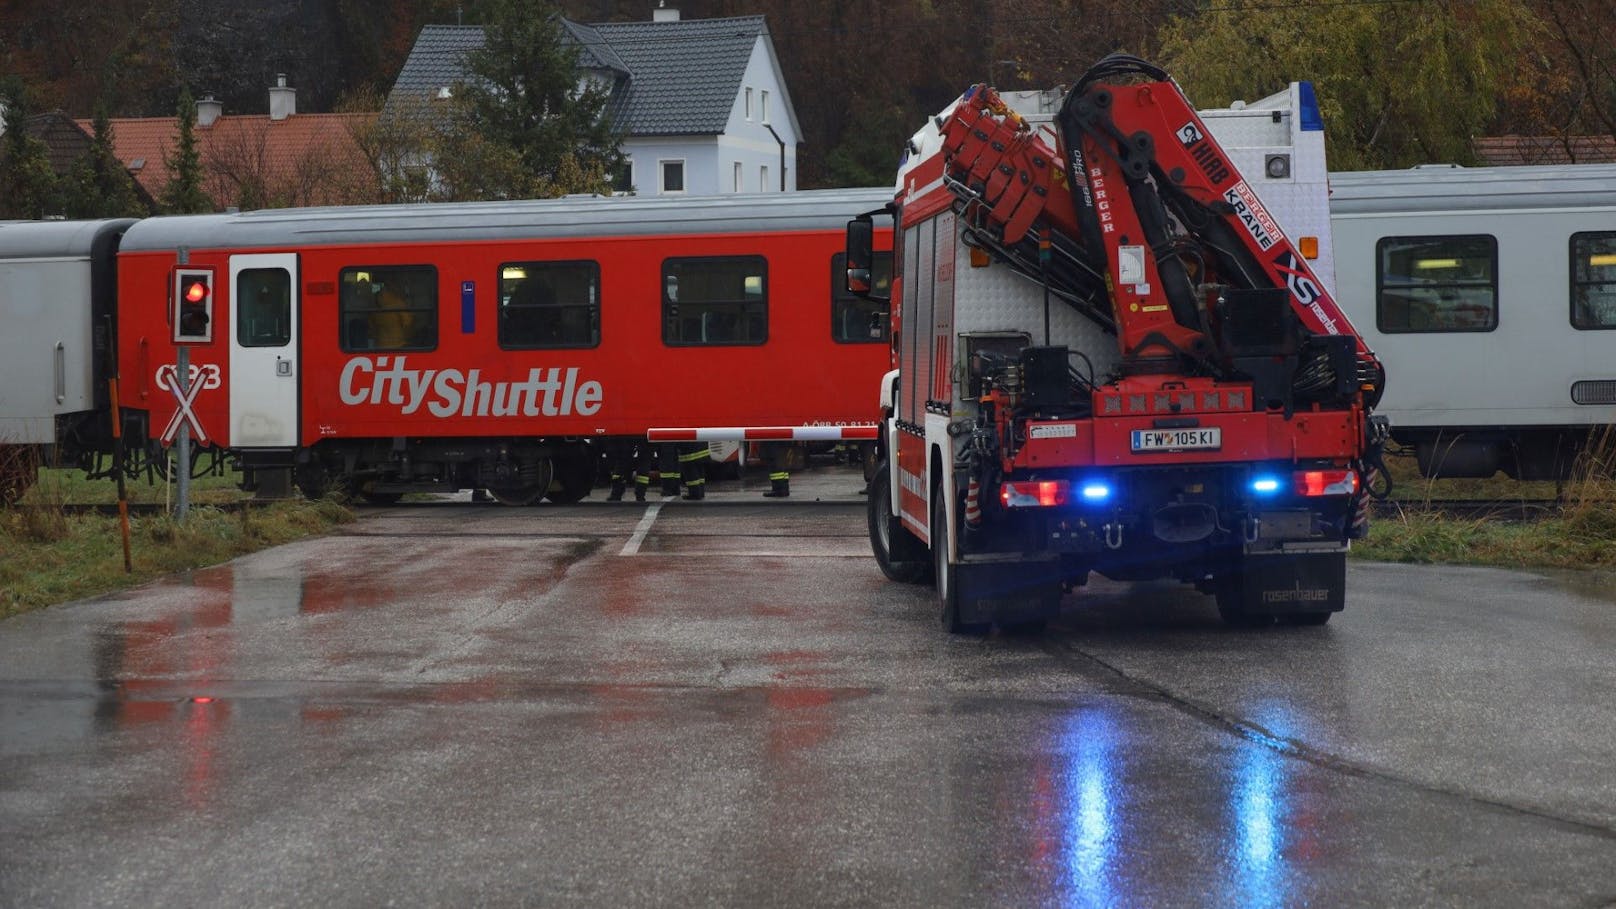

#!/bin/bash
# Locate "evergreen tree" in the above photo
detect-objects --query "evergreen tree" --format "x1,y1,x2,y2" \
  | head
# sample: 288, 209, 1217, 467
0, 83, 64, 219
161, 86, 211, 213
443, 0, 624, 199
67, 102, 147, 218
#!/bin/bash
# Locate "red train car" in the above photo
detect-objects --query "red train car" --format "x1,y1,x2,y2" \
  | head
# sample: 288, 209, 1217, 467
113, 189, 894, 503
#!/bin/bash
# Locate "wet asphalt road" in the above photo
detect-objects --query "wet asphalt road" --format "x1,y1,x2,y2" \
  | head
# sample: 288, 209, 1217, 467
3, 468, 1616, 907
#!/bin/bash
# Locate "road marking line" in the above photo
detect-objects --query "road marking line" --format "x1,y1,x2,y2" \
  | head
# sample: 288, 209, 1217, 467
619, 502, 663, 556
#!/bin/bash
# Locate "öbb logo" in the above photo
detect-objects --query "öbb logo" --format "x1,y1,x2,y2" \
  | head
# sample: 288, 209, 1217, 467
338, 356, 603, 418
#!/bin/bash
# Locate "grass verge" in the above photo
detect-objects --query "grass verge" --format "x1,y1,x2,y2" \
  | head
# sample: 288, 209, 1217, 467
1, 498, 352, 620
1358, 434, 1616, 569
1354, 504, 1616, 570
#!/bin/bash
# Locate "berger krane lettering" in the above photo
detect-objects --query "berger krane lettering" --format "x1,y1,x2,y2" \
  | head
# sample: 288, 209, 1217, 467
338, 356, 603, 418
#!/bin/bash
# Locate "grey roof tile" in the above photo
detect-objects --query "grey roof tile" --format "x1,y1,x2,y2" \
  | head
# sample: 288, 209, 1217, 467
388, 24, 487, 102
386, 16, 769, 137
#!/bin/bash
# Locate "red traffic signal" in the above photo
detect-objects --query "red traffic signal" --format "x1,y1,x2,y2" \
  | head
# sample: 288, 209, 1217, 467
173, 268, 214, 343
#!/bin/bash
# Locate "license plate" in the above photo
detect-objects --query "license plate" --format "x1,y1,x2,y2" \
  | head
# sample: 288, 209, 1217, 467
1131, 427, 1221, 452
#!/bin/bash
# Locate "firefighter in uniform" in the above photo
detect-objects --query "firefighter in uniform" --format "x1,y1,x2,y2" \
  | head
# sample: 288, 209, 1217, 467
606, 440, 653, 502
658, 444, 681, 497
760, 442, 791, 498
676, 443, 709, 500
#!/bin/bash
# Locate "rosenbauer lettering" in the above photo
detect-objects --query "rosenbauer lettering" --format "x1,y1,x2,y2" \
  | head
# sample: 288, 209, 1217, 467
338, 356, 603, 418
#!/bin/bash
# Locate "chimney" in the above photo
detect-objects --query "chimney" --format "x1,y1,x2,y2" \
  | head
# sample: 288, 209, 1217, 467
653, 1, 680, 22
196, 94, 223, 128
269, 74, 296, 121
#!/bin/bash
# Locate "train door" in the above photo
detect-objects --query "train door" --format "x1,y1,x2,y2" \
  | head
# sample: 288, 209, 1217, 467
228, 254, 299, 447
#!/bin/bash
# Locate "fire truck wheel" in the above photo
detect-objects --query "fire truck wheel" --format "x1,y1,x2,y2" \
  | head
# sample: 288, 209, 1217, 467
544, 451, 595, 505
868, 460, 928, 584
934, 490, 989, 635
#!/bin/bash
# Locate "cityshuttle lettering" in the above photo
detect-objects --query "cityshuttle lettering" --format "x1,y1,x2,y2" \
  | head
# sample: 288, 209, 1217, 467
338, 356, 603, 418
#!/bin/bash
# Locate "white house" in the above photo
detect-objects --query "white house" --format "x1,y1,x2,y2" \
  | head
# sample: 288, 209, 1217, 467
388, 9, 802, 195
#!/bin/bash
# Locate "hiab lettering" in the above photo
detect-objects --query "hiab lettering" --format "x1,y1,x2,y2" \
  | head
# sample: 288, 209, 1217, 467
338, 356, 603, 418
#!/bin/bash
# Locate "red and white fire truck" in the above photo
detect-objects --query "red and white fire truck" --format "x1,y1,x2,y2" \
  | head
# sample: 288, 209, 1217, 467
849, 55, 1386, 631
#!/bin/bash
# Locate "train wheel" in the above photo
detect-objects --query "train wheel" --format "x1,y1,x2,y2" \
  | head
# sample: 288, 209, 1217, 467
488, 459, 554, 507
934, 489, 988, 635
868, 460, 928, 583
544, 451, 595, 505
296, 464, 357, 502
486, 484, 541, 506
359, 489, 403, 506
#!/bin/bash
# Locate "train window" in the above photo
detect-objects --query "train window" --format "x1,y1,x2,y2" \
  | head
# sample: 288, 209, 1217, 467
237, 268, 291, 348
830, 251, 892, 343
499, 261, 600, 349
1376, 235, 1497, 333
1571, 232, 1616, 330
338, 266, 438, 352
662, 256, 767, 346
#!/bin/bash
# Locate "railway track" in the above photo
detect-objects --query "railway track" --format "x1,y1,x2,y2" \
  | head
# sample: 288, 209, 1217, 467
1372, 498, 1567, 522
9, 502, 253, 518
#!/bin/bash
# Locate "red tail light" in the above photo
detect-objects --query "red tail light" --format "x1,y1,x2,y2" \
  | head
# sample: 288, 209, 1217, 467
1294, 469, 1358, 497
1000, 480, 1069, 508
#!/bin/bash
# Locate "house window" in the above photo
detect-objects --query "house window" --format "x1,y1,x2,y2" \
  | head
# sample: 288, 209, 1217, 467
1376, 235, 1497, 333
745, 87, 753, 120
733, 161, 743, 193
760, 165, 769, 192
663, 256, 767, 346
339, 265, 438, 351
499, 260, 601, 349
659, 159, 685, 194
237, 268, 292, 348
1571, 231, 1616, 330
612, 159, 634, 194
831, 252, 892, 343
761, 90, 770, 125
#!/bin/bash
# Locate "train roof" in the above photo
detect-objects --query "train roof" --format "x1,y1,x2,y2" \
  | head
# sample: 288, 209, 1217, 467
1329, 163, 1616, 214
115, 188, 897, 254
0, 218, 136, 260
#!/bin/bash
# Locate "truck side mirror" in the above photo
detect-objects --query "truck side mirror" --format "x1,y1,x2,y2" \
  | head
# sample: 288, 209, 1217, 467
845, 216, 875, 296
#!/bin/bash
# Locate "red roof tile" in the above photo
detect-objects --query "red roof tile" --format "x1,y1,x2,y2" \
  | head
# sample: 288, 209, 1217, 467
1473, 135, 1616, 166
80, 111, 378, 210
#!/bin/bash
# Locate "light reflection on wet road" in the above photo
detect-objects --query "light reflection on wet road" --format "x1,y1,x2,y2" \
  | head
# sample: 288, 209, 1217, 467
3, 474, 1616, 906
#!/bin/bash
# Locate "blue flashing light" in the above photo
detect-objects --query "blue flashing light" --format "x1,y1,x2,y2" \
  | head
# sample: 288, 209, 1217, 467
1080, 482, 1113, 503
1297, 81, 1324, 132
1250, 476, 1283, 496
